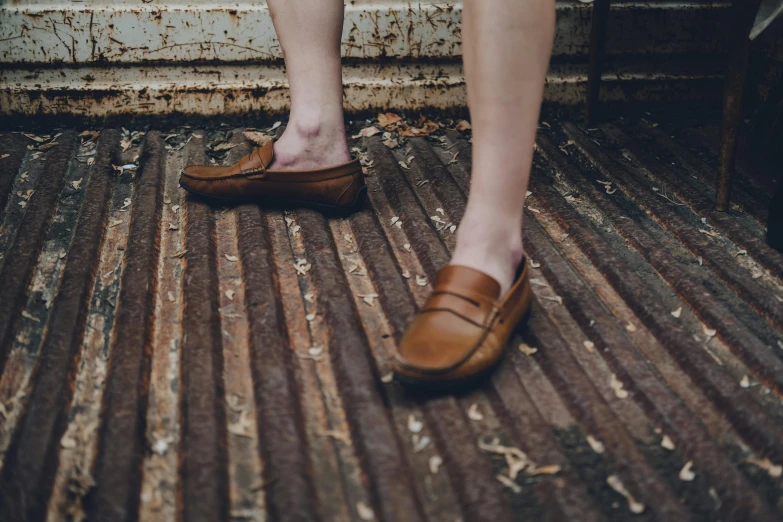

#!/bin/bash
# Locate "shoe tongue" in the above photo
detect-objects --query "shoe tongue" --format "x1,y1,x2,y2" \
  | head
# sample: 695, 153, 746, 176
435, 265, 501, 300
238, 139, 274, 172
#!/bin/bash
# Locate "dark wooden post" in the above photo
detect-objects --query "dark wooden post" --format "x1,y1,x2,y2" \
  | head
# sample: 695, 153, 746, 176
716, 0, 763, 211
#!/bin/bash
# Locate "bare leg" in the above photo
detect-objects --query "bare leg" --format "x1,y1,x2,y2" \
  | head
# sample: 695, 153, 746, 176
450, 0, 556, 295
267, 0, 351, 170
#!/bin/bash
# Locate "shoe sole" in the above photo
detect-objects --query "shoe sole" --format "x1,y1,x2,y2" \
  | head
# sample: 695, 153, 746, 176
178, 181, 368, 216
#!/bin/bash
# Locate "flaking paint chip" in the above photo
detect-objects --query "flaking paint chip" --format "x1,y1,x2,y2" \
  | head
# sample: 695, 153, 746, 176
168, 223, 179, 231
625, 322, 637, 332
740, 375, 750, 388
109, 219, 123, 228
496, 474, 522, 494
518, 343, 538, 356
358, 293, 379, 307
744, 457, 782, 478
671, 307, 682, 318
529, 465, 561, 476
380, 372, 394, 383
583, 340, 595, 353
71, 178, 83, 190
225, 290, 235, 301
224, 254, 238, 262
356, 502, 375, 521
416, 275, 428, 287
607, 475, 645, 514
530, 261, 541, 268
171, 204, 180, 213
610, 374, 629, 399
429, 455, 443, 474
306, 313, 316, 322
661, 435, 675, 450
401, 270, 411, 279
403, 243, 411, 252
304, 293, 315, 303
353, 126, 381, 139
702, 326, 716, 339
408, 415, 423, 433
467, 404, 483, 421
587, 435, 605, 454
412, 434, 431, 452
679, 461, 696, 481
308, 347, 323, 357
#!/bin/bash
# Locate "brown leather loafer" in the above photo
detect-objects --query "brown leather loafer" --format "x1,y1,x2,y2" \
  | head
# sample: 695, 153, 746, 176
393, 259, 532, 388
180, 139, 366, 213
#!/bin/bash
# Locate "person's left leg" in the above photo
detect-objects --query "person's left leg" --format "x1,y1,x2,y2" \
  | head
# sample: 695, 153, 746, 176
394, 0, 555, 388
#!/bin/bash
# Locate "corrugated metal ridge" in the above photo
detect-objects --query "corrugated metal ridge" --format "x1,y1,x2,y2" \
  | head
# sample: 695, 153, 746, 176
0, 112, 781, 522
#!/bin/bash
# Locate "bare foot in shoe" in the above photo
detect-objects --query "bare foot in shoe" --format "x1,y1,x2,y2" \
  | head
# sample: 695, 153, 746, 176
269, 113, 352, 171
448, 208, 524, 297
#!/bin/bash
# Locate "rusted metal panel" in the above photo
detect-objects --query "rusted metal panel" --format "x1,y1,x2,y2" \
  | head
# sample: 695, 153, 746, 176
1, 113, 782, 522
0, 1, 732, 117
0, 1, 728, 65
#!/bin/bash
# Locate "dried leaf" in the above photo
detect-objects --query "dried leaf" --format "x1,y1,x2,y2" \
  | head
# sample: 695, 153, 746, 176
212, 142, 237, 152
353, 126, 381, 138
242, 131, 271, 146
378, 113, 402, 128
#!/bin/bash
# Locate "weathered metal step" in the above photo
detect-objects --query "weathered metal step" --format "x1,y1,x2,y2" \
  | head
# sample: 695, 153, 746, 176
0, 112, 781, 521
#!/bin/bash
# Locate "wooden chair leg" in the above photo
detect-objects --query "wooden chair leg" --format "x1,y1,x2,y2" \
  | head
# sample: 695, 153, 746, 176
585, 0, 611, 126
716, 0, 763, 211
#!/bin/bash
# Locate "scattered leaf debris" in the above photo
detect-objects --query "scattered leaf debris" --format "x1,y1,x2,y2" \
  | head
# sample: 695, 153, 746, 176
408, 415, 423, 434
518, 343, 538, 356
609, 374, 629, 399
586, 435, 605, 454
467, 404, 483, 421
744, 457, 782, 478
679, 461, 696, 481
356, 502, 375, 521
607, 475, 645, 514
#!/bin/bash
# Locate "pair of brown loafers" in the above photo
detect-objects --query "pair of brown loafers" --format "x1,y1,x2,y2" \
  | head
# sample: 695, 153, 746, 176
181, 144, 532, 388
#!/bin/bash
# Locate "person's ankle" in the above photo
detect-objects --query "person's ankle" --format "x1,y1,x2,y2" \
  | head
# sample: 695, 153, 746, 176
271, 110, 351, 170
450, 219, 524, 297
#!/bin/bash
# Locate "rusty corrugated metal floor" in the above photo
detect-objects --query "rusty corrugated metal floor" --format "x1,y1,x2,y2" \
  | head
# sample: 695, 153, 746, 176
0, 113, 782, 522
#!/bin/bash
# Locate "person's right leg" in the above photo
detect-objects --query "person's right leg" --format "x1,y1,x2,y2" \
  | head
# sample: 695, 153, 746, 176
266, 0, 350, 170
